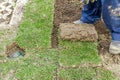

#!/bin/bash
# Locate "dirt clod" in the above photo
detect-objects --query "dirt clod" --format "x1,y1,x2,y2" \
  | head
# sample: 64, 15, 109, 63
59, 23, 98, 42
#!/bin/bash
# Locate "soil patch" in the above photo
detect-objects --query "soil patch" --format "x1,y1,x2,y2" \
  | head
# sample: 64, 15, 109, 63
5, 42, 25, 58
53, 0, 120, 79
51, 0, 82, 48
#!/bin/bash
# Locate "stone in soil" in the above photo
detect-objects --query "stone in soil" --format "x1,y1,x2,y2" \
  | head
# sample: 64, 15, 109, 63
0, 0, 28, 27
0, 0, 17, 24
59, 23, 98, 42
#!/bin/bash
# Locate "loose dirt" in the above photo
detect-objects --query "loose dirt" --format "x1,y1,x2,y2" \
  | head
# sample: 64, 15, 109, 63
53, 0, 120, 79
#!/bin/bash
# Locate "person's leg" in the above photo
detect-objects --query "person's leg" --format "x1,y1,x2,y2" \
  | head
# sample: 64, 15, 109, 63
102, 0, 120, 54
74, 0, 102, 24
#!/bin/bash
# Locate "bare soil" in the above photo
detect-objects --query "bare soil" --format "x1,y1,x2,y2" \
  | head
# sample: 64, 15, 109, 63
53, 0, 120, 79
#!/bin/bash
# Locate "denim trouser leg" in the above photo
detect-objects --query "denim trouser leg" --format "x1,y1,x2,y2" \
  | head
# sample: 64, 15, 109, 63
102, 0, 120, 41
81, 0, 120, 41
80, 0, 102, 24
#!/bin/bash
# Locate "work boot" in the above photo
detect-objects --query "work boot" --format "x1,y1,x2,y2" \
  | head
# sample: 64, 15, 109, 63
73, 20, 84, 24
109, 41, 120, 54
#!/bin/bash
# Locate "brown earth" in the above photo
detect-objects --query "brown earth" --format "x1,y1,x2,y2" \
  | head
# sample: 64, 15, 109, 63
52, 0, 120, 79
51, 0, 82, 48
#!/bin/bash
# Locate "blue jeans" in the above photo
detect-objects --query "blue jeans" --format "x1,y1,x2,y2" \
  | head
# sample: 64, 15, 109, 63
80, 0, 120, 41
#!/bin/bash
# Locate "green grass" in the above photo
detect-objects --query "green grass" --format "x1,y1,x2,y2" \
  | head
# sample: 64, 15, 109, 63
14, 50, 57, 80
16, 0, 53, 49
58, 67, 116, 80
0, 0, 117, 80
59, 41, 101, 66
